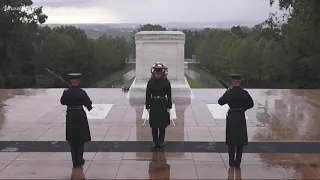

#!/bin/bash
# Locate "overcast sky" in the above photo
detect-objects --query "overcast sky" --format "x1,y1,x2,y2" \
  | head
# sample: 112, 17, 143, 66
33, 0, 279, 24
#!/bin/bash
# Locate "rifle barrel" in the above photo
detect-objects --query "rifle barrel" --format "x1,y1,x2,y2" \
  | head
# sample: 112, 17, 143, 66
201, 66, 229, 89
44, 68, 71, 86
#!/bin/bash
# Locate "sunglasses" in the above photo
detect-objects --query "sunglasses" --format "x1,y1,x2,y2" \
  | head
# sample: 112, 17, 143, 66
154, 68, 163, 72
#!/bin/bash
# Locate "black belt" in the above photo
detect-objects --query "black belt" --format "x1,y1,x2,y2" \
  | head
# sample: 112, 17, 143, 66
228, 108, 244, 111
151, 96, 166, 100
67, 106, 83, 110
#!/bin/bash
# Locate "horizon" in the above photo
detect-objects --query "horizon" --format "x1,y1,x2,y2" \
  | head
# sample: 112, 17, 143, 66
43, 21, 262, 25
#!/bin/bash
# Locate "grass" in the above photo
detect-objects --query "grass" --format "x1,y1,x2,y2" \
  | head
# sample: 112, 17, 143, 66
188, 64, 218, 82
122, 77, 135, 86
185, 74, 203, 88
95, 65, 135, 87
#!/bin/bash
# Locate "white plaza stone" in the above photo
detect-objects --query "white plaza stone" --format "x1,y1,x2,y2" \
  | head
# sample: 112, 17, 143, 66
130, 31, 191, 99
142, 104, 176, 120
83, 104, 113, 119
206, 104, 249, 120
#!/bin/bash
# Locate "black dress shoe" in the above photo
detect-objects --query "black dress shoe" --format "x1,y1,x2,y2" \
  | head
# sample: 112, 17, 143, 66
80, 159, 85, 166
158, 142, 164, 148
73, 162, 81, 168
234, 162, 241, 168
152, 142, 158, 148
73, 159, 85, 168
229, 161, 236, 167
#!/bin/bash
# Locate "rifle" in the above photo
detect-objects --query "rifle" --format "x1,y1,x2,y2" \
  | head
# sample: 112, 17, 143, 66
201, 66, 230, 89
44, 67, 71, 86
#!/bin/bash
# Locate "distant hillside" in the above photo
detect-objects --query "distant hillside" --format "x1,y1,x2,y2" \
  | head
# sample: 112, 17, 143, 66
106, 21, 260, 29
44, 21, 260, 39
43, 24, 134, 39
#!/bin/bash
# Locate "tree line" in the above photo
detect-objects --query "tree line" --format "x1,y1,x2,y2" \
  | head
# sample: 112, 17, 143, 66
2, 0, 319, 89
196, 0, 320, 88
0, 0, 130, 88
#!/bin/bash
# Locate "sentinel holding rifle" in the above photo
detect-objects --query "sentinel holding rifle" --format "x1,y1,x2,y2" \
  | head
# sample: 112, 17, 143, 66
218, 74, 254, 168
60, 73, 93, 168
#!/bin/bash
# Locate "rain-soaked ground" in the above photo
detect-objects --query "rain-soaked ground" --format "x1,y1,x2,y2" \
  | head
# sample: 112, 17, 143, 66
0, 88, 320, 179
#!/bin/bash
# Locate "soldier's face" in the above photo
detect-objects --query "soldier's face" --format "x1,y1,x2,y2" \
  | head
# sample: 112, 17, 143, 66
154, 72, 162, 78
154, 68, 163, 78
71, 79, 80, 85
231, 80, 241, 86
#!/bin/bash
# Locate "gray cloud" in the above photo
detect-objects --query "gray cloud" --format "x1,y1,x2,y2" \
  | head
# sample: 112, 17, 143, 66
33, 0, 102, 8
33, 0, 279, 23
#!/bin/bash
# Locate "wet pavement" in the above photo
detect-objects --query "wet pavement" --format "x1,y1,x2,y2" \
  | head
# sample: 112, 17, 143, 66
0, 88, 320, 179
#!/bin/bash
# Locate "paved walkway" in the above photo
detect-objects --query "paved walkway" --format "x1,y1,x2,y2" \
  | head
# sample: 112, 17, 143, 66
0, 88, 319, 179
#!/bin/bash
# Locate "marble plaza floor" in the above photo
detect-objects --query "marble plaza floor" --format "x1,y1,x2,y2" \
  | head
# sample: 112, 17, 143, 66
0, 88, 320, 179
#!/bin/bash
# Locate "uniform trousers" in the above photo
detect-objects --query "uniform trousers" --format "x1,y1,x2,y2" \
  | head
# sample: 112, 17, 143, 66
69, 142, 85, 166
228, 145, 243, 165
152, 128, 166, 143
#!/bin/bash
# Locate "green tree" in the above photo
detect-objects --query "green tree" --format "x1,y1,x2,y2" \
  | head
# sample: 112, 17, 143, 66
51, 26, 97, 83
93, 35, 130, 73
137, 24, 167, 31
0, 0, 47, 88
183, 30, 200, 59
261, 40, 289, 81
216, 34, 239, 72
231, 26, 247, 38
34, 32, 76, 86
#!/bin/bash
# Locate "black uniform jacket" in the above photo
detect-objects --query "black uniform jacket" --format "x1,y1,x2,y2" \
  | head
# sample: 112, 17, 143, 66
60, 86, 93, 144
218, 86, 254, 146
145, 77, 172, 128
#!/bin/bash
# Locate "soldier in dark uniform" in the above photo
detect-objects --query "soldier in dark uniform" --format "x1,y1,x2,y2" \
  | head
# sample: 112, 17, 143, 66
60, 73, 93, 168
218, 74, 254, 168
146, 62, 172, 148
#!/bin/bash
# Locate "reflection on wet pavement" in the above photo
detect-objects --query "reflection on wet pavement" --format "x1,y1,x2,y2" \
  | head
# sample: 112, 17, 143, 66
0, 88, 320, 179
71, 167, 85, 180
0, 152, 319, 179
